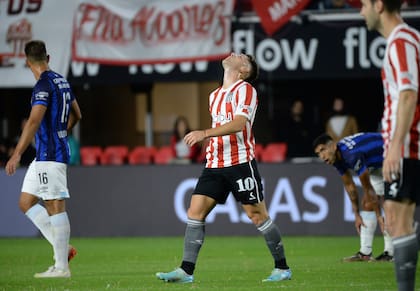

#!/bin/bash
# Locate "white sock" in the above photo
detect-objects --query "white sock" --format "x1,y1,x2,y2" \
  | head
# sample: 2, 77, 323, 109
383, 230, 394, 255
50, 212, 71, 270
25, 204, 54, 245
360, 211, 377, 255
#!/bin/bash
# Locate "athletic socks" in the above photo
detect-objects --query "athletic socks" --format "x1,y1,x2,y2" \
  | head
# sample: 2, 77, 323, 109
50, 212, 71, 270
257, 218, 289, 269
25, 204, 54, 245
181, 218, 205, 275
359, 211, 376, 255
393, 234, 418, 291
383, 230, 394, 255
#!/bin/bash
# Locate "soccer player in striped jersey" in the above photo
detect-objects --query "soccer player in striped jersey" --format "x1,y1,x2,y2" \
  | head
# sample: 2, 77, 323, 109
313, 133, 393, 262
156, 53, 292, 283
5, 40, 81, 278
361, 0, 420, 289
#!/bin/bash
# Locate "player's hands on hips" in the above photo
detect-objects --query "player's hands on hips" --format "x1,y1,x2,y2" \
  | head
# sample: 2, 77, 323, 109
5, 154, 21, 176
383, 143, 401, 182
184, 130, 206, 146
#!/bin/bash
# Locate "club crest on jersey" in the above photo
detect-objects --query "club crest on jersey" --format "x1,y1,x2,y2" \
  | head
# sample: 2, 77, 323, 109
226, 92, 233, 103
239, 104, 253, 115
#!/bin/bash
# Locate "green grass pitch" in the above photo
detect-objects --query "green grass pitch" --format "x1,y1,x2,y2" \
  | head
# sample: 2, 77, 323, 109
0, 236, 419, 290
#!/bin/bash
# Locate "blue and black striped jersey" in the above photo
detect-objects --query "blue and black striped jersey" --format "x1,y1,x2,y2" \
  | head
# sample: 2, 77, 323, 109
31, 70, 75, 163
333, 132, 383, 176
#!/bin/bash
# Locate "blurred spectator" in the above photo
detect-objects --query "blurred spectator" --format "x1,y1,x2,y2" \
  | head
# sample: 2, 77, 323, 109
170, 116, 201, 164
284, 99, 314, 158
325, 97, 359, 141
323, 0, 351, 9
306, 0, 327, 10
402, 0, 419, 8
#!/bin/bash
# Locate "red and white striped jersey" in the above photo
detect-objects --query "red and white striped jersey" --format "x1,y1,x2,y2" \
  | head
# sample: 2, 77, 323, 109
381, 23, 420, 160
205, 80, 257, 168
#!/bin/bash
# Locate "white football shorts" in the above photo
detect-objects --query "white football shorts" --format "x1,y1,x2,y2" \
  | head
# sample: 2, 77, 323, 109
369, 168, 384, 196
21, 160, 70, 200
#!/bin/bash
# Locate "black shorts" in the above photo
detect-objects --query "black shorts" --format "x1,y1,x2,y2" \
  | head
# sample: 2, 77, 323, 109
193, 159, 264, 205
384, 158, 420, 205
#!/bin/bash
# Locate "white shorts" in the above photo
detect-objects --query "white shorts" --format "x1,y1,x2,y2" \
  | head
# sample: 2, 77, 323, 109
369, 168, 384, 196
21, 160, 70, 200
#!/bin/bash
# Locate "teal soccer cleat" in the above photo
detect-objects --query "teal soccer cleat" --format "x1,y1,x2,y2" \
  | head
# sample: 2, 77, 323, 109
262, 268, 292, 282
156, 267, 194, 283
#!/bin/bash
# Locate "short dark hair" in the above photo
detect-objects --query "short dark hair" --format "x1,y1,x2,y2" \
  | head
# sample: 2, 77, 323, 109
244, 54, 259, 83
24, 40, 48, 62
374, 0, 401, 12
312, 133, 334, 151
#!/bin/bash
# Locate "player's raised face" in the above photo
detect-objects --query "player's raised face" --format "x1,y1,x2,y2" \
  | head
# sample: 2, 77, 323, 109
222, 53, 251, 71
314, 142, 336, 165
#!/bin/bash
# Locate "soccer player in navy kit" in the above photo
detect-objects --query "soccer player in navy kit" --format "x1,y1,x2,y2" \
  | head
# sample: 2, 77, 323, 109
313, 133, 393, 261
5, 40, 81, 278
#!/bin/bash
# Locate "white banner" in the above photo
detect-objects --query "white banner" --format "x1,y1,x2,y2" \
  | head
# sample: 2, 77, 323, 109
0, 0, 78, 88
72, 0, 234, 65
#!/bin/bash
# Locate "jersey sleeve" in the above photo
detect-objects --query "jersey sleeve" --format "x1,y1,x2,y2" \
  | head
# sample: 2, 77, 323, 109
32, 79, 51, 107
333, 162, 347, 176
389, 38, 419, 93
234, 83, 257, 120
69, 87, 76, 103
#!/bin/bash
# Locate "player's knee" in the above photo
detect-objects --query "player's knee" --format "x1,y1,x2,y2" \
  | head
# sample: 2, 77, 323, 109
248, 212, 269, 226
361, 199, 377, 211
18, 195, 37, 213
361, 203, 373, 211
187, 208, 207, 221
44, 200, 66, 215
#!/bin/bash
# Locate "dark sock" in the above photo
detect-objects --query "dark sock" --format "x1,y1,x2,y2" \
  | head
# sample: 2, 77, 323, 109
181, 218, 205, 275
275, 258, 288, 270
181, 261, 195, 275
257, 218, 289, 269
393, 234, 418, 291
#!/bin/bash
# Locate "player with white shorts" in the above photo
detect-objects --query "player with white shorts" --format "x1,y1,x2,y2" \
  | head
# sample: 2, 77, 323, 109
313, 133, 393, 262
5, 40, 81, 278
22, 161, 70, 201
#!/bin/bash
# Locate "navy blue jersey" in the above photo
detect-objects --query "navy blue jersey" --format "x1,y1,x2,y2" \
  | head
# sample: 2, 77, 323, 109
31, 70, 75, 163
333, 132, 384, 176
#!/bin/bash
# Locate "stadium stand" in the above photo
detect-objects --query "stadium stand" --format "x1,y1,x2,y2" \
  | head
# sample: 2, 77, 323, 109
260, 142, 288, 163
254, 143, 264, 162
153, 146, 175, 165
100, 145, 129, 165
128, 146, 156, 165
80, 146, 103, 166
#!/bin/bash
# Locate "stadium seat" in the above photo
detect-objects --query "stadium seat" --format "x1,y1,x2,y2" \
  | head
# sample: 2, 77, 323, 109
153, 146, 175, 165
100, 145, 129, 165
260, 142, 288, 163
80, 146, 102, 166
254, 143, 264, 161
128, 146, 156, 165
